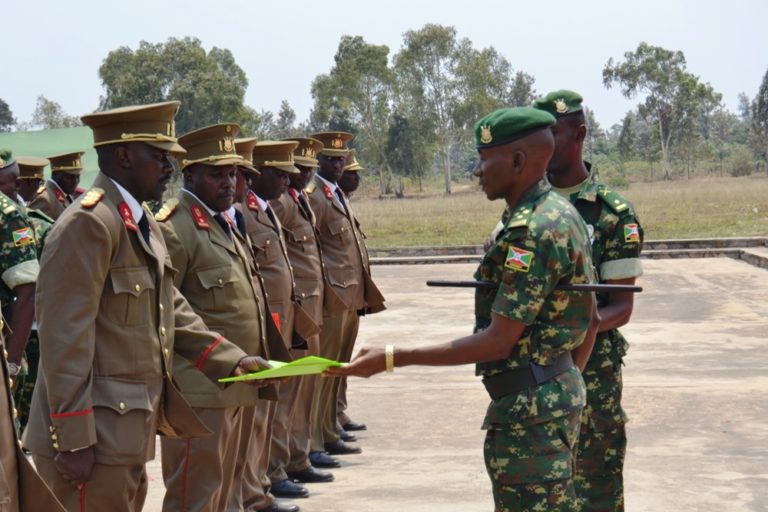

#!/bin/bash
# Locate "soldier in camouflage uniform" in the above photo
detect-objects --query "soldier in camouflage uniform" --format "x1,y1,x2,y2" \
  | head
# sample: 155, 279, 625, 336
2, 155, 55, 432
330, 107, 596, 512
0, 150, 40, 431
533, 90, 644, 512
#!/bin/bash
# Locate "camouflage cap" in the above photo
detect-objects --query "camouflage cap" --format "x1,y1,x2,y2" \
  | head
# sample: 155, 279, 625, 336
285, 137, 323, 168
234, 137, 259, 173
343, 149, 364, 172
81, 101, 185, 155
532, 90, 584, 117
252, 141, 300, 174
0, 148, 16, 170
474, 107, 556, 149
48, 151, 85, 175
310, 131, 353, 157
16, 156, 49, 179
178, 123, 245, 171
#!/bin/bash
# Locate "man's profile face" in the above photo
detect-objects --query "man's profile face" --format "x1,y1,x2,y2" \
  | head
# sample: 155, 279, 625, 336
124, 143, 174, 203
186, 164, 236, 213
290, 164, 314, 190
547, 117, 581, 176
474, 144, 517, 201
253, 167, 289, 201
0, 169, 18, 198
17, 178, 42, 201
317, 154, 345, 183
55, 172, 80, 195
338, 170, 361, 195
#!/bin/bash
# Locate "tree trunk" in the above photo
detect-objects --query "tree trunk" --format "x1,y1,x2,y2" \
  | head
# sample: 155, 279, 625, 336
658, 117, 672, 180
443, 144, 452, 195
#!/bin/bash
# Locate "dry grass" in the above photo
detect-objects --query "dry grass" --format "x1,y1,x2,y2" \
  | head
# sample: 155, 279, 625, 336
348, 175, 768, 248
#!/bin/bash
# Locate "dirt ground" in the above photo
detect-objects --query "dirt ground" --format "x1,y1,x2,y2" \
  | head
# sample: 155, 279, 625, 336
142, 258, 768, 511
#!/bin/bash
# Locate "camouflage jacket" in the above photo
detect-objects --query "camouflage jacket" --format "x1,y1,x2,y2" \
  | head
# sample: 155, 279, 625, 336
0, 193, 39, 306
17, 201, 54, 257
552, 165, 643, 371
474, 179, 594, 425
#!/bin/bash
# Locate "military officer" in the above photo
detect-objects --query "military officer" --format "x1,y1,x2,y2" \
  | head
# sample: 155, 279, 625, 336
156, 124, 282, 511
271, 137, 338, 479
331, 107, 595, 511
533, 90, 644, 511
337, 149, 362, 197
22, 101, 268, 512
14, 156, 48, 204
306, 132, 385, 459
27, 151, 83, 220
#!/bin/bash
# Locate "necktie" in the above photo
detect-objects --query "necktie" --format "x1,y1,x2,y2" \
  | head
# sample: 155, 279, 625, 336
265, 205, 278, 230
335, 188, 349, 216
138, 214, 151, 246
213, 213, 232, 240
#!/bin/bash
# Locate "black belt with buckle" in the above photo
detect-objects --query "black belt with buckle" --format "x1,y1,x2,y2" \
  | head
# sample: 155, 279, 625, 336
481, 352, 574, 401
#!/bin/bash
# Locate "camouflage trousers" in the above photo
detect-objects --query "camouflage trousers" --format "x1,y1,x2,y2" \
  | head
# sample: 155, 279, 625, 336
574, 363, 628, 512
484, 409, 583, 511
12, 331, 39, 434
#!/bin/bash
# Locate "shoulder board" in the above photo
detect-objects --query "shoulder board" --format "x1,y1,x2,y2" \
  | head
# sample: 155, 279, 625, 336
305, 181, 317, 194
246, 191, 259, 212
28, 209, 55, 224
35, 184, 46, 195
505, 205, 532, 230
597, 186, 630, 214
154, 198, 179, 222
190, 204, 210, 230
80, 188, 105, 209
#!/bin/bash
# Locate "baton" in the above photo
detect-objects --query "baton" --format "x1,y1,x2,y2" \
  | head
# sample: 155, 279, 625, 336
426, 280, 642, 293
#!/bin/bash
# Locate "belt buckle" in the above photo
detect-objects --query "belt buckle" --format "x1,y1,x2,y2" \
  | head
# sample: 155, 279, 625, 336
529, 362, 546, 385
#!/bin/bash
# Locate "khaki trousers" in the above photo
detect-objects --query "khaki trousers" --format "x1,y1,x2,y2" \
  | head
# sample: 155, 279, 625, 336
33, 455, 147, 512
310, 309, 359, 450
268, 349, 308, 482
1, 376, 19, 512
287, 335, 320, 472
241, 400, 275, 511
161, 406, 245, 512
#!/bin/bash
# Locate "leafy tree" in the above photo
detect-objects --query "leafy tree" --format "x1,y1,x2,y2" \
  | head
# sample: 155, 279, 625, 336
273, 100, 298, 138
24, 95, 81, 130
603, 42, 720, 180
0, 99, 15, 132
709, 108, 737, 175
583, 107, 607, 160
750, 66, 768, 168
616, 113, 634, 170
386, 115, 434, 192
99, 37, 249, 134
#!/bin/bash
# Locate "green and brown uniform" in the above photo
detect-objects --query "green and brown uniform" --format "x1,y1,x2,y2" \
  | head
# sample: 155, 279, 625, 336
475, 179, 595, 511
551, 166, 643, 511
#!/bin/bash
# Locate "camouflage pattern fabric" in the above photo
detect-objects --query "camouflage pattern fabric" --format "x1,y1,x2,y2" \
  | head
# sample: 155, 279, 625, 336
474, 179, 594, 511
553, 166, 642, 511
12, 331, 39, 433
0, 193, 39, 305
26, 208, 54, 256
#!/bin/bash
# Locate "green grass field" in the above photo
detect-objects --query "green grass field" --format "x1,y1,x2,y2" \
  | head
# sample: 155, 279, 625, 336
349, 175, 768, 248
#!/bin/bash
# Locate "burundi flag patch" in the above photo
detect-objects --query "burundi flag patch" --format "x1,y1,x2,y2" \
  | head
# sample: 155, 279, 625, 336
12, 227, 35, 247
505, 246, 533, 272
624, 224, 640, 243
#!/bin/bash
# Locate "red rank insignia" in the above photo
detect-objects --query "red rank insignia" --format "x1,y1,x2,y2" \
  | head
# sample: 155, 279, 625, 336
322, 185, 333, 200
272, 312, 282, 333
190, 205, 210, 230
247, 190, 259, 212
119, 202, 138, 232
289, 188, 300, 204
54, 187, 66, 204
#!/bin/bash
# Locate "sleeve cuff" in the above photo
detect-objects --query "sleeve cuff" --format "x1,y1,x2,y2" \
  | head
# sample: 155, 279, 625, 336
2, 259, 39, 289
600, 258, 643, 281
50, 409, 97, 452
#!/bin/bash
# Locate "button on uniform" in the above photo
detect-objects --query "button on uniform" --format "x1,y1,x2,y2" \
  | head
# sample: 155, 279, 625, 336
119, 402, 126, 411
160, 327, 166, 336
134, 284, 141, 292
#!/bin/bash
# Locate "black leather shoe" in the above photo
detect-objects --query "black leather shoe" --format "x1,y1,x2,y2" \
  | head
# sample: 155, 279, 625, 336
342, 419, 367, 431
324, 440, 362, 455
288, 466, 334, 483
270, 479, 309, 499
339, 429, 357, 442
258, 503, 300, 512
309, 451, 340, 468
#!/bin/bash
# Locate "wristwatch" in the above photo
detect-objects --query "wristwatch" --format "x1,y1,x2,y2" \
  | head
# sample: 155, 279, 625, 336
7, 362, 21, 377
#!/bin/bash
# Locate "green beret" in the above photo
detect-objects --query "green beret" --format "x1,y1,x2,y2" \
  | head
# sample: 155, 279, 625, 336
0, 148, 16, 169
532, 89, 583, 117
474, 107, 556, 149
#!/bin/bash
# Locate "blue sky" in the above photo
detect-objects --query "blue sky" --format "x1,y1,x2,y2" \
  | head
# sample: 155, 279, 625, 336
4, 0, 766, 131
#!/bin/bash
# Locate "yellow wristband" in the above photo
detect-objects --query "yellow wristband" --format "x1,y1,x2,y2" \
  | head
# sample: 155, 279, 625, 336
385, 344, 394, 373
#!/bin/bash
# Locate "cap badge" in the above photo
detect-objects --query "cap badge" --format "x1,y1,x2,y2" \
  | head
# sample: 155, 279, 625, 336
554, 99, 568, 114
480, 125, 493, 144
303, 147, 316, 159
220, 137, 235, 152
167, 121, 176, 138
331, 137, 343, 149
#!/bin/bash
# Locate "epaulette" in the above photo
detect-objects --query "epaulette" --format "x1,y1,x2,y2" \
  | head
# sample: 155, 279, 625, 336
28, 209, 54, 224
305, 181, 317, 194
597, 185, 630, 214
505, 205, 533, 230
1, 194, 17, 215
35, 184, 45, 195
154, 198, 179, 222
80, 188, 105, 209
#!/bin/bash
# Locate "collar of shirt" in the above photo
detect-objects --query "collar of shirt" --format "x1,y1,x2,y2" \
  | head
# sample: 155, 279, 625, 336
316, 174, 338, 195
224, 205, 237, 224
109, 178, 144, 223
253, 193, 269, 212
16, 194, 26, 207
50, 179, 67, 195
182, 188, 218, 217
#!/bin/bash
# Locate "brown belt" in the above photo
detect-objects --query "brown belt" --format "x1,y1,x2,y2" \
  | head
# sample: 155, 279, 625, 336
481, 352, 574, 401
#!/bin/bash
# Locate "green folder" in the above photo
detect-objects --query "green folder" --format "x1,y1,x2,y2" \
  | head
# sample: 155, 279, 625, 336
218, 356, 346, 383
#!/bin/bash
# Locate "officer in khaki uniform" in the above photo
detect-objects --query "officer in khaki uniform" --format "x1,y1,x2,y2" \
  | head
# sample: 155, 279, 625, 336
306, 132, 385, 458
14, 157, 48, 205
239, 141, 315, 504
27, 151, 83, 220
156, 124, 284, 511
271, 138, 337, 480
22, 101, 267, 512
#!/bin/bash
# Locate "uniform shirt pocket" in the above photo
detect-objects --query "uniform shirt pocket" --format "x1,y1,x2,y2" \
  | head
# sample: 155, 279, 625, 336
91, 377, 153, 460
108, 267, 156, 326
327, 218, 354, 244
250, 231, 278, 265
326, 265, 360, 289
195, 264, 235, 311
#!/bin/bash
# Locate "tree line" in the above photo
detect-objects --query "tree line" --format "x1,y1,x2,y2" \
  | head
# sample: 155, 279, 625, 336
2, 27, 767, 195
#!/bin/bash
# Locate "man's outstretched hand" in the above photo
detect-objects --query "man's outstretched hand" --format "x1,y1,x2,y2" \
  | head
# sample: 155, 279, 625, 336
325, 347, 386, 378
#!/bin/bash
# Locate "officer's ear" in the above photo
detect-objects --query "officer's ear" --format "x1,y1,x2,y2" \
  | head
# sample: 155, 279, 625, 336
510, 150, 526, 175
114, 145, 132, 169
